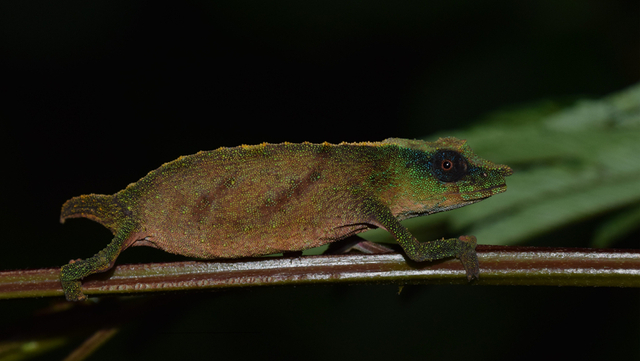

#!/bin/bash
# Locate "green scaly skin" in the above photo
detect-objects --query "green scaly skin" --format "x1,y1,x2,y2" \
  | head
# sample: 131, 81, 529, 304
59, 138, 511, 301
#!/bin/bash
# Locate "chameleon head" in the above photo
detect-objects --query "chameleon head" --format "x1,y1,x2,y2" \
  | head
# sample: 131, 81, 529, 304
383, 137, 513, 219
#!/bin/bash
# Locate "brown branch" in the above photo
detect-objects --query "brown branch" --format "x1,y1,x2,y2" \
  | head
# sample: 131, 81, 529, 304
1, 245, 639, 300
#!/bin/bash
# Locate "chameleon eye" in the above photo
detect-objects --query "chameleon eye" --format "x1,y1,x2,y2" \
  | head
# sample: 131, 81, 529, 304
431, 150, 468, 182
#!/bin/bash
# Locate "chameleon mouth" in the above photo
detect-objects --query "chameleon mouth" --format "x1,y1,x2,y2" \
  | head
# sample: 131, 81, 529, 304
401, 182, 508, 219
427, 181, 508, 204
458, 182, 508, 202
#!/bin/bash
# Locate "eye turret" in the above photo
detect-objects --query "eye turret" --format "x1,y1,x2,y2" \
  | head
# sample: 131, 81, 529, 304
430, 150, 468, 183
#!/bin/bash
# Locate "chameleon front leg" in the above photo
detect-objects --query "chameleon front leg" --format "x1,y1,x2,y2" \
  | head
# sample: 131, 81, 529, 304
368, 203, 479, 280
60, 235, 126, 301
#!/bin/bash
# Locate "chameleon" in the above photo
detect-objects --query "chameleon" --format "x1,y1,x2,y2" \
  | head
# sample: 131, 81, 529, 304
59, 137, 512, 301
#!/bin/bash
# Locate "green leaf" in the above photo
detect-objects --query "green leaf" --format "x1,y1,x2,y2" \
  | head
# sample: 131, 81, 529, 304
405, 83, 640, 246
592, 205, 640, 248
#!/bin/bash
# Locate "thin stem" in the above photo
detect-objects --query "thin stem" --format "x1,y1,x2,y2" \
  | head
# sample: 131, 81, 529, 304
1, 246, 639, 300
62, 327, 120, 361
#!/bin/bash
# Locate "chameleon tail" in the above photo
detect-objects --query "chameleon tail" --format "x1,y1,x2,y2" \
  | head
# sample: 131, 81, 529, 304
60, 194, 134, 301
60, 194, 123, 233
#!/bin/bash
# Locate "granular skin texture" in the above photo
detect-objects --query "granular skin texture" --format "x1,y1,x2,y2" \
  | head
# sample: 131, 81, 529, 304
60, 137, 512, 301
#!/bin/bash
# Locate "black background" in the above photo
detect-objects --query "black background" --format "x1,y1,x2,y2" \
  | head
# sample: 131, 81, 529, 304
1, 1, 638, 360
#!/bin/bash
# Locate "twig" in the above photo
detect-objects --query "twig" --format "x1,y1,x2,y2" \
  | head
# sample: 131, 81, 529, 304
62, 327, 119, 361
1, 245, 639, 300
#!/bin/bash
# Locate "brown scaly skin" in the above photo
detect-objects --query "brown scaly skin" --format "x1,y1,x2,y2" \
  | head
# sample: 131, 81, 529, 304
60, 138, 512, 301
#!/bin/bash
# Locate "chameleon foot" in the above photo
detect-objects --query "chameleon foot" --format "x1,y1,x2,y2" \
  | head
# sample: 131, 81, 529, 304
456, 235, 479, 281
60, 276, 87, 301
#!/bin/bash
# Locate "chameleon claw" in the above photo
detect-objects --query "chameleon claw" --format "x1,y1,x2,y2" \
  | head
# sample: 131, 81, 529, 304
457, 235, 480, 281
61, 279, 87, 301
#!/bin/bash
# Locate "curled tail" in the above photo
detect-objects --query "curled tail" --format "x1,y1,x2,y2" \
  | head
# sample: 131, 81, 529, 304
60, 194, 124, 233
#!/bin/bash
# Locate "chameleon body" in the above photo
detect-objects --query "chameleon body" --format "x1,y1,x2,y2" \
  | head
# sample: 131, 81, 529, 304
60, 137, 512, 301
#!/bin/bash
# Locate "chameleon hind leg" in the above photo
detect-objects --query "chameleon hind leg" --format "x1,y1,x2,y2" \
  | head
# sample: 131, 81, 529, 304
60, 232, 128, 301
325, 235, 395, 255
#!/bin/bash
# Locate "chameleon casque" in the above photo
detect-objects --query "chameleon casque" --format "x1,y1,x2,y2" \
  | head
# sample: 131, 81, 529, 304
60, 137, 512, 301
